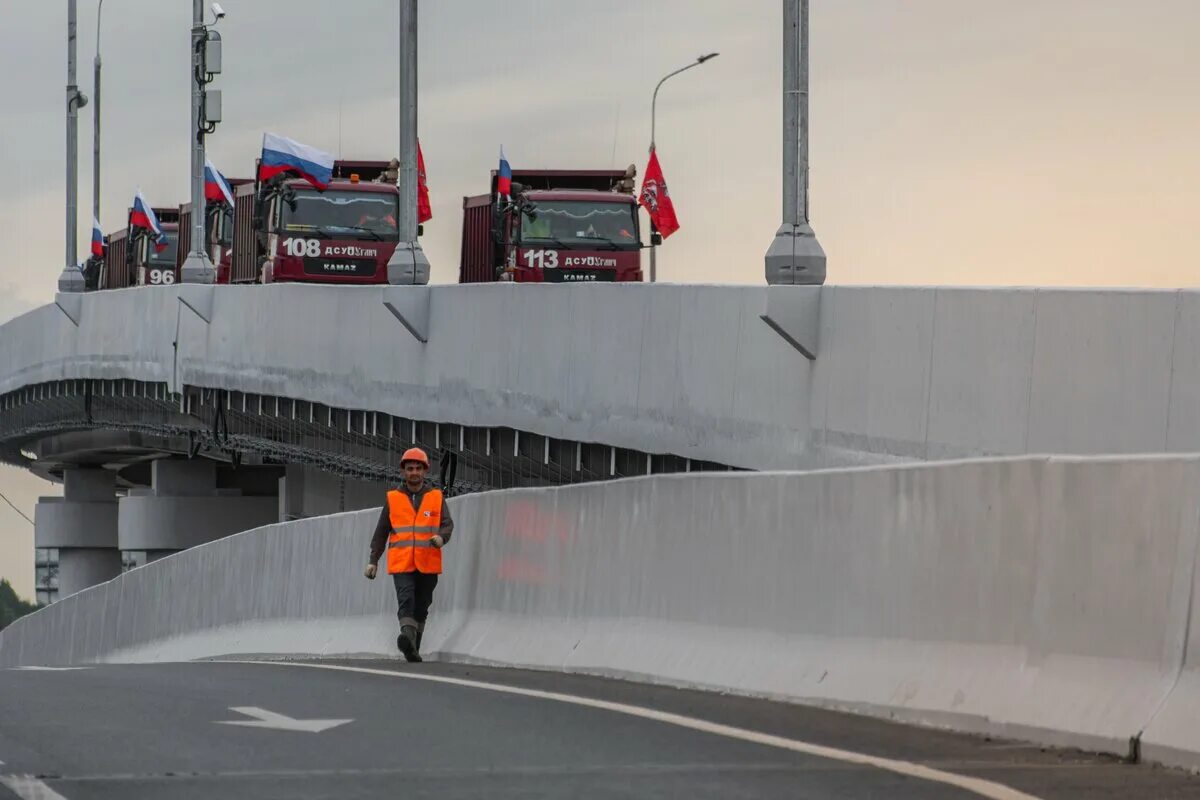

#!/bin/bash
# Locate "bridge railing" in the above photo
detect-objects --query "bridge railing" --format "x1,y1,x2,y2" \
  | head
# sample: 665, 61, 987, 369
6, 455, 1200, 769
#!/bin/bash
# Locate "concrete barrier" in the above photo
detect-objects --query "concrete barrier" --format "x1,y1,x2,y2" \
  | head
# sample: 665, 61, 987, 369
5, 455, 1200, 766
1140, 500, 1200, 768
14, 285, 1200, 473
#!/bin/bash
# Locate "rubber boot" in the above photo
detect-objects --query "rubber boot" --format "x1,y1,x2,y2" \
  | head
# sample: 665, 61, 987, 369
398, 625, 421, 663
415, 623, 425, 657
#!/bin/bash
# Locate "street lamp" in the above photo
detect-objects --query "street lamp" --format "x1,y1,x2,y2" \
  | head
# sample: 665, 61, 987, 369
93, 0, 103, 227
180, 1, 225, 284
764, 0, 825, 285
385, 0, 431, 285
647, 52, 718, 283
59, 0, 89, 292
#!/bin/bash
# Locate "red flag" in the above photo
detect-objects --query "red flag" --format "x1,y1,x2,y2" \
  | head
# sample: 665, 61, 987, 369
639, 149, 680, 239
417, 140, 432, 224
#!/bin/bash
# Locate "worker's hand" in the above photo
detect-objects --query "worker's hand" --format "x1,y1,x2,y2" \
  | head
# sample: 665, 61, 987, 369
364, 564, 377, 580
431, 535, 444, 549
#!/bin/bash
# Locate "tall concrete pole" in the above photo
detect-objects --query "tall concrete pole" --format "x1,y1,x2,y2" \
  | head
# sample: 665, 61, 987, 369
386, 0, 430, 285
764, 0, 826, 285
181, 0, 214, 283
93, 0, 103, 227
59, 0, 88, 292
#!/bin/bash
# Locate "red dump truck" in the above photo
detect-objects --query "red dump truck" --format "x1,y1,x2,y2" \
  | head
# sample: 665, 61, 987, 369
460, 168, 643, 283
99, 208, 180, 289
231, 160, 404, 284
176, 179, 251, 284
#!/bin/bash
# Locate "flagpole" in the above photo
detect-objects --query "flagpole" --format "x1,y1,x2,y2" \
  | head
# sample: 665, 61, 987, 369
647, 53, 718, 283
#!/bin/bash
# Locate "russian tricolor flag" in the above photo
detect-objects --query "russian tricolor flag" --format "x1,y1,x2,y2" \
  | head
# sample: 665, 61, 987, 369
91, 217, 104, 258
130, 190, 168, 252
497, 146, 512, 197
204, 158, 236, 206
258, 132, 334, 191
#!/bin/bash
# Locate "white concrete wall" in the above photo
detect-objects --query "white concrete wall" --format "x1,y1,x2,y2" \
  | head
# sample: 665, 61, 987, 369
5, 456, 1200, 767
0, 284, 814, 471
810, 286, 1199, 462
8, 285, 1200, 469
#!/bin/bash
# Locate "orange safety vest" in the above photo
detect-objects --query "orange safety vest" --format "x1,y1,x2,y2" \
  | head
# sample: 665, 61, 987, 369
385, 488, 444, 574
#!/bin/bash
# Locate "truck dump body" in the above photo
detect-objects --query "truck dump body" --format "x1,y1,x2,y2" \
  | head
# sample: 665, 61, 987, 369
494, 169, 631, 194
100, 227, 131, 290
178, 178, 250, 283
231, 182, 258, 283
459, 195, 495, 284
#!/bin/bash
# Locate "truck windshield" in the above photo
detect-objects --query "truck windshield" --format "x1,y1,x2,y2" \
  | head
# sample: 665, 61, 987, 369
519, 201, 638, 248
147, 232, 178, 266
282, 189, 400, 240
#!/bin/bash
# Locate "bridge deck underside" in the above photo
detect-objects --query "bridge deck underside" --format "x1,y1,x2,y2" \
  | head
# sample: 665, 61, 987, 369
0, 379, 737, 494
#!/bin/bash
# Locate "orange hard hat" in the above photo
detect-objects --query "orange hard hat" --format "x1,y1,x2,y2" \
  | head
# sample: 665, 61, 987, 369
400, 447, 429, 467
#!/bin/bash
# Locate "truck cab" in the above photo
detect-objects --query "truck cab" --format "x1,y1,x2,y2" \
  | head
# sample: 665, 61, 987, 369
98, 207, 179, 289
232, 161, 404, 284
461, 168, 643, 284
135, 220, 179, 287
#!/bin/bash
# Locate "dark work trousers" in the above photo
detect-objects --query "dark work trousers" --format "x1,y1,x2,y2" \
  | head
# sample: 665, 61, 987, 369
393, 571, 439, 629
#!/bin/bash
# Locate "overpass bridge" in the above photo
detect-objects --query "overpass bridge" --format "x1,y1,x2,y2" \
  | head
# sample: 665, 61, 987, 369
4, 282, 1200, 596
8, 282, 1200, 786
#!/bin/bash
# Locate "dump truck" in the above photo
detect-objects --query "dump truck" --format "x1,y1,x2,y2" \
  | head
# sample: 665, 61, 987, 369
460, 168, 643, 283
231, 160, 409, 284
98, 207, 180, 289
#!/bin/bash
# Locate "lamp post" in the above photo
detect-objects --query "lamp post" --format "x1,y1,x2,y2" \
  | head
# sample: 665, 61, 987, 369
181, 1, 226, 283
764, 0, 825, 285
180, 0, 214, 283
647, 52, 718, 283
59, 0, 89, 292
385, 0, 431, 285
93, 0, 103, 227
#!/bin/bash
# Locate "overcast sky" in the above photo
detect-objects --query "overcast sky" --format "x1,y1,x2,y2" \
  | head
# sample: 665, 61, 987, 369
2, 1, 1198, 598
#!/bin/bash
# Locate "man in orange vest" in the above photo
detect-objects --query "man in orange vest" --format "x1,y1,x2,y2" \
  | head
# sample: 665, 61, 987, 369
364, 447, 454, 662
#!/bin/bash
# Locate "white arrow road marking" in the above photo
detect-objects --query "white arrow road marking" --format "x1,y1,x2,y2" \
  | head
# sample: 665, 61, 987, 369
239, 661, 1045, 800
0, 775, 70, 800
215, 706, 352, 733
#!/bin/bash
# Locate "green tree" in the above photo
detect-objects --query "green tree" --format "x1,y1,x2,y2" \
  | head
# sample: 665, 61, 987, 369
0, 579, 39, 631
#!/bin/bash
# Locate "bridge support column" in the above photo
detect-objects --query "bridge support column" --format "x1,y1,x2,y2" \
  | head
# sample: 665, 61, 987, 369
278, 465, 387, 521
35, 468, 122, 600
118, 459, 278, 558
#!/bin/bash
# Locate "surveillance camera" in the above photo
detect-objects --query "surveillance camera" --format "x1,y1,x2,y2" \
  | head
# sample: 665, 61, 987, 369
211, 3, 226, 19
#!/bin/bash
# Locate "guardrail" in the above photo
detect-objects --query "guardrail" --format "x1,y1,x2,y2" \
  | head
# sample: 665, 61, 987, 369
6, 455, 1200, 769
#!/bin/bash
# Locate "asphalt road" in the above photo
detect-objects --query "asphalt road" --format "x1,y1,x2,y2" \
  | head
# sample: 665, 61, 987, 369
1, 659, 1199, 799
